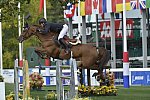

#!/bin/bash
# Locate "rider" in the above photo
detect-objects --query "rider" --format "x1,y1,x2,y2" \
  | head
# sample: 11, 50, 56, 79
37, 18, 70, 54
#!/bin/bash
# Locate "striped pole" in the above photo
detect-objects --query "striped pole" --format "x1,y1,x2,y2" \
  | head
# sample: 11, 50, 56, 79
18, 2, 23, 67
43, 0, 51, 69
123, 0, 129, 88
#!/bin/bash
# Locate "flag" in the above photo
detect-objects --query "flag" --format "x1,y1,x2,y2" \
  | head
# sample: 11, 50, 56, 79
99, 0, 103, 13
39, 0, 44, 13
116, 0, 131, 12
64, 3, 75, 18
106, 0, 112, 12
92, 0, 99, 14
146, 0, 150, 8
99, 0, 107, 13
139, 0, 146, 9
112, 0, 116, 12
80, 1, 85, 16
85, 0, 92, 15
130, 0, 138, 10
99, 0, 116, 13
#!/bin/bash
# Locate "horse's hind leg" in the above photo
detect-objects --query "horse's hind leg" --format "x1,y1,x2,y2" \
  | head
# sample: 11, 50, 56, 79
102, 50, 110, 68
96, 49, 110, 81
97, 54, 108, 84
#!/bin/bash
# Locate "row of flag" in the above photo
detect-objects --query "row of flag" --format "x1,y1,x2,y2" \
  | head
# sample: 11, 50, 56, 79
80, 0, 150, 16
72, 0, 150, 18
39, 0, 150, 18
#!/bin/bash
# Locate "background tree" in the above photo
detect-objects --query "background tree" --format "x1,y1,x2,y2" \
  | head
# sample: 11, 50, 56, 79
0, 0, 64, 68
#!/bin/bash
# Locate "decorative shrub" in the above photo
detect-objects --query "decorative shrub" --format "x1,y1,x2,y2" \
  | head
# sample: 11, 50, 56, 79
78, 85, 117, 96
29, 72, 44, 90
45, 91, 57, 100
6, 92, 23, 100
0, 74, 4, 82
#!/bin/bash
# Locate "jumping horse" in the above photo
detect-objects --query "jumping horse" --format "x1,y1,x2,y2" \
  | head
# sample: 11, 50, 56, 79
18, 24, 110, 81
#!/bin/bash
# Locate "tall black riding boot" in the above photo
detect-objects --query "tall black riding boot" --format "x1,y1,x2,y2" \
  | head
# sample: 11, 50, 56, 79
59, 38, 70, 54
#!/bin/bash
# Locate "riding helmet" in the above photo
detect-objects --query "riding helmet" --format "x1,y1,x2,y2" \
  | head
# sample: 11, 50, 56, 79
39, 18, 47, 24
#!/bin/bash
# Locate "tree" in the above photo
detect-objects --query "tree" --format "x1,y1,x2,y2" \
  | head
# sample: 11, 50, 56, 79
0, 0, 64, 68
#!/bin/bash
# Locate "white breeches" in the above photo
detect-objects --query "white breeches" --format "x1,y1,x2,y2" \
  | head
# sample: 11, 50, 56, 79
58, 24, 69, 40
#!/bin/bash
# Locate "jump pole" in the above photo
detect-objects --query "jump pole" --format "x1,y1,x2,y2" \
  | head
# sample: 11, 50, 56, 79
56, 52, 76, 100
14, 59, 19, 100
123, 0, 129, 88
23, 60, 30, 99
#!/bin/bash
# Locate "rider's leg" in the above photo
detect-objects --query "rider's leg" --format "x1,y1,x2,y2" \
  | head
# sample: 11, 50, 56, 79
59, 38, 70, 54
58, 24, 69, 40
58, 24, 70, 53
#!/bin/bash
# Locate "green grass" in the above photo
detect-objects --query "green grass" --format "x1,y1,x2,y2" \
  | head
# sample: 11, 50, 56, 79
5, 83, 150, 100
5, 83, 51, 100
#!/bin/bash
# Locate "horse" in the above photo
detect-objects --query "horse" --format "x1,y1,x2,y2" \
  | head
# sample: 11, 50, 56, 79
18, 24, 110, 81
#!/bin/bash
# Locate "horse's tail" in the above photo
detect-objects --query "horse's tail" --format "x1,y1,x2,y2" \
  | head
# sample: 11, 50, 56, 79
98, 47, 110, 70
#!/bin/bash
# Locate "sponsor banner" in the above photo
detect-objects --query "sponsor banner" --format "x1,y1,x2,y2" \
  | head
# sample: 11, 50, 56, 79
100, 19, 134, 38
131, 71, 150, 85
113, 72, 123, 85
3, 69, 14, 83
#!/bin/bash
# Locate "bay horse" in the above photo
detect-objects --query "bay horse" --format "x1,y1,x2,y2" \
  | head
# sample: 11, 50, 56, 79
18, 24, 110, 81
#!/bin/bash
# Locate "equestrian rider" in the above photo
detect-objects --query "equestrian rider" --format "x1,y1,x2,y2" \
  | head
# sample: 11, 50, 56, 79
37, 18, 70, 54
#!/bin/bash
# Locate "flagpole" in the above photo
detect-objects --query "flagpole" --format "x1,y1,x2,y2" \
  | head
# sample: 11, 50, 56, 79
78, 0, 81, 33
44, 0, 47, 20
123, 0, 129, 88
0, 9, 3, 75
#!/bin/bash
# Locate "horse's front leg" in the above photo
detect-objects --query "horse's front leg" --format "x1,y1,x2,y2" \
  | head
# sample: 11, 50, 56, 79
35, 47, 49, 59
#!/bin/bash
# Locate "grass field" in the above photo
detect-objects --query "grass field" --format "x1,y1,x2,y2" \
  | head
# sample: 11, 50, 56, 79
5, 83, 150, 100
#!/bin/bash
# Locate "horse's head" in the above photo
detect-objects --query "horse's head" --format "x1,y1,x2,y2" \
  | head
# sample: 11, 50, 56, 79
18, 25, 39, 43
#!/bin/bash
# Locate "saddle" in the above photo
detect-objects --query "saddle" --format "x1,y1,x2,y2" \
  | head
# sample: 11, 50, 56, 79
53, 35, 81, 50
63, 35, 81, 45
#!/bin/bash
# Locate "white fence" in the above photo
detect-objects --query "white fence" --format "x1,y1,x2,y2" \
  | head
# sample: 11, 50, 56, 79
2, 68, 150, 86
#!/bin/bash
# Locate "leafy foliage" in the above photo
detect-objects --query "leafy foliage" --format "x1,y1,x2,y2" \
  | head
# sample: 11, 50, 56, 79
1, 0, 64, 68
